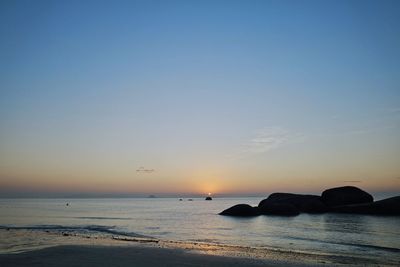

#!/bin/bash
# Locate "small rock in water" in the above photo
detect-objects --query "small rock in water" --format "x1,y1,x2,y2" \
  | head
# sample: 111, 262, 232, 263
205, 196, 212, 200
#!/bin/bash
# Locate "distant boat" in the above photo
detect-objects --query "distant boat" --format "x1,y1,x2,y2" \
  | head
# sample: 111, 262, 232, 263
188, 199, 193, 201
179, 199, 183, 201
148, 195, 156, 198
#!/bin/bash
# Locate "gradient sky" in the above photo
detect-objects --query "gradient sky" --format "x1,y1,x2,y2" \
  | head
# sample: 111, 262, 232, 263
1, 0, 399, 197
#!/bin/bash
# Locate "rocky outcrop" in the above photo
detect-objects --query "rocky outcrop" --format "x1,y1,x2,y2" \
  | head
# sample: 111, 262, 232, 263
331, 196, 400, 215
205, 196, 212, 200
219, 204, 259, 217
321, 186, 373, 207
259, 193, 327, 214
219, 186, 398, 217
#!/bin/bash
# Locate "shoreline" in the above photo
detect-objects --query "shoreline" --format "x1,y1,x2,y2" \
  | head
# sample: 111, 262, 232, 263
0, 245, 304, 267
1, 229, 396, 266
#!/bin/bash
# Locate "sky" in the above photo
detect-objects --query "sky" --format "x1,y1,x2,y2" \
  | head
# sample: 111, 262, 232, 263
0, 0, 399, 197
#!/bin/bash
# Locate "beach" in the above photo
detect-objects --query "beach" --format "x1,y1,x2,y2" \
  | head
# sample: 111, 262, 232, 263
1, 228, 396, 266
0, 245, 303, 267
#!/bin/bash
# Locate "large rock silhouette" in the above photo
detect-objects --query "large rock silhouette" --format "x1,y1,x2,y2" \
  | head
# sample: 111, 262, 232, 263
219, 186, 399, 217
259, 193, 327, 214
321, 186, 373, 207
331, 196, 400, 215
219, 204, 259, 217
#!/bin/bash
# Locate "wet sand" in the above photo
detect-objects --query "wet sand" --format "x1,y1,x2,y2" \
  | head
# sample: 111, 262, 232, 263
0, 229, 393, 266
0, 245, 303, 267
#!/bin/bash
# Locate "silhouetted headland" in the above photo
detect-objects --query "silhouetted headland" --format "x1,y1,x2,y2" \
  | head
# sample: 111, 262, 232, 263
220, 186, 400, 217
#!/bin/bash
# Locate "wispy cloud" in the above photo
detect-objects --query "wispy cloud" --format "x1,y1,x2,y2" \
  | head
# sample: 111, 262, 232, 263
136, 167, 155, 174
246, 127, 290, 154
342, 180, 362, 183
233, 127, 304, 158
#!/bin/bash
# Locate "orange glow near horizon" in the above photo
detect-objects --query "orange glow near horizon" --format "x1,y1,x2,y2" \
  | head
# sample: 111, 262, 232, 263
1, 177, 399, 196
0, 167, 399, 196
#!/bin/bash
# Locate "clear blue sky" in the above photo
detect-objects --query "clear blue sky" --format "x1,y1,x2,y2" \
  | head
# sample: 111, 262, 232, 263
0, 0, 399, 196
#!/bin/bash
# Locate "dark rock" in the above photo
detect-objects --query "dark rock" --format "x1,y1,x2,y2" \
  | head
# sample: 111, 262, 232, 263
259, 193, 327, 213
259, 203, 300, 216
321, 186, 373, 207
219, 204, 259, 217
331, 196, 400, 215
205, 196, 212, 200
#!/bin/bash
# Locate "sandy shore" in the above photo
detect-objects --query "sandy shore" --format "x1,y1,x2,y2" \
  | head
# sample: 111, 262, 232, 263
0, 245, 306, 267
0, 229, 394, 266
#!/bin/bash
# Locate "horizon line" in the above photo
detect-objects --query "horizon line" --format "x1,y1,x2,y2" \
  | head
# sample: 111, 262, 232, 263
1, 190, 399, 199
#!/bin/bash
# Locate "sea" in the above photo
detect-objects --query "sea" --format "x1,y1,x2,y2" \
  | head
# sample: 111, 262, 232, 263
1, 197, 399, 264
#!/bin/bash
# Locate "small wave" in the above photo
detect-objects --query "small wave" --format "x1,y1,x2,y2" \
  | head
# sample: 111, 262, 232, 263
336, 242, 400, 253
200, 227, 232, 231
188, 238, 220, 243
149, 231, 171, 235
74, 217, 131, 220
284, 235, 400, 253
145, 227, 160, 230
0, 225, 149, 238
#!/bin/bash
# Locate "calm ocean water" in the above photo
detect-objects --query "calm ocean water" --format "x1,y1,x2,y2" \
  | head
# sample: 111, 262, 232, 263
1, 197, 399, 262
